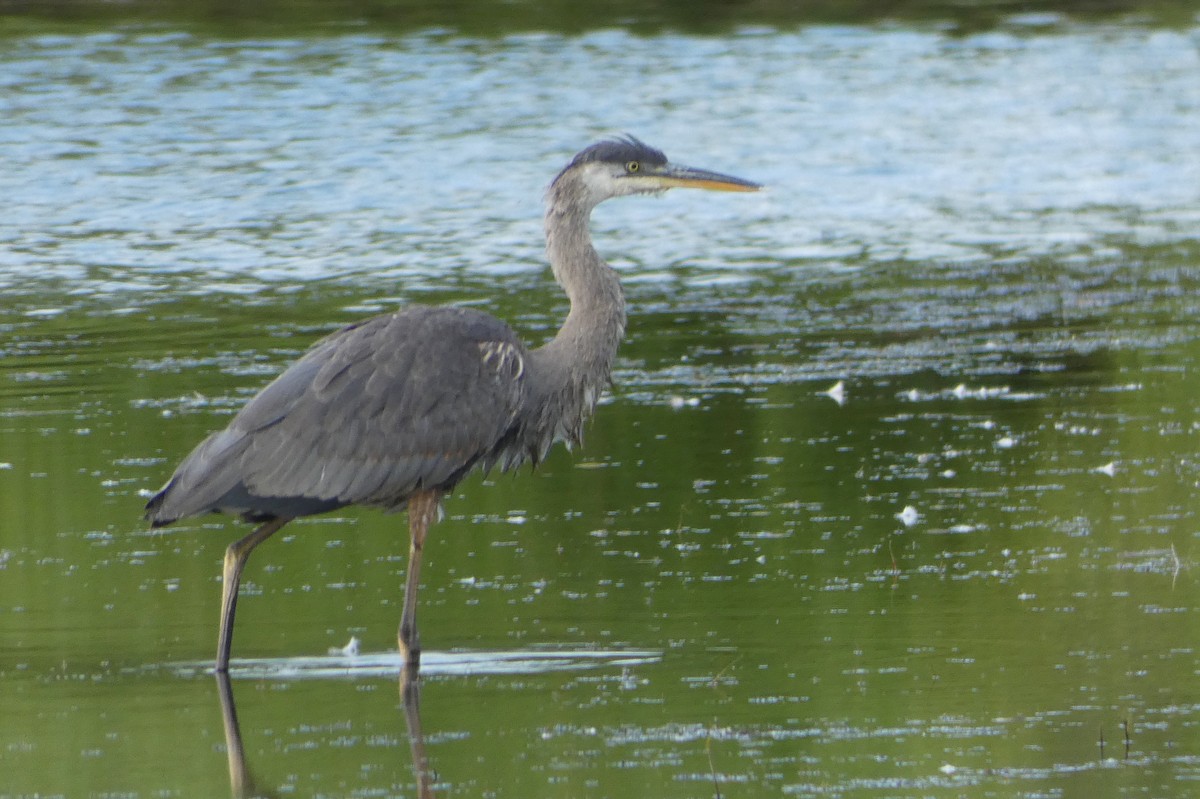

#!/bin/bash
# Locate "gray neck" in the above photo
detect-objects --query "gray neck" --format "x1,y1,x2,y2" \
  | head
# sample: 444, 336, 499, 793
543, 172, 626, 358
527, 171, 627, 444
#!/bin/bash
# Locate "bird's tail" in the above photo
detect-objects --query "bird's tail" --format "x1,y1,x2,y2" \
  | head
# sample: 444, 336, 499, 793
143, 428, 250, 528
143, 479, 178, 528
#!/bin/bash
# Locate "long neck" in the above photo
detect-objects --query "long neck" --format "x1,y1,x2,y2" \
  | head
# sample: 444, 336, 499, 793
537, 172, 626, 385
524, 172, 627, 452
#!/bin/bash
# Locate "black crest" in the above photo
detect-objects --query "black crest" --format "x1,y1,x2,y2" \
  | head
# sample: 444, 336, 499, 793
563, 135, 667, 174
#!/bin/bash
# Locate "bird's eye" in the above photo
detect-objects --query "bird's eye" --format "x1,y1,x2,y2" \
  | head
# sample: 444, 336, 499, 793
626, 161, 640, 173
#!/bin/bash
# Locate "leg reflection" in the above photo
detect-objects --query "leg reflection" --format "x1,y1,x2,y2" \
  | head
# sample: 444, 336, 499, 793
215, 665, 436, 798
401, 664, 436, 798
215, 672, 275, 799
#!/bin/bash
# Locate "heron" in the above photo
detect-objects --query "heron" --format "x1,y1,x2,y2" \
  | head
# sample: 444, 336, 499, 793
145, 136, 760, 673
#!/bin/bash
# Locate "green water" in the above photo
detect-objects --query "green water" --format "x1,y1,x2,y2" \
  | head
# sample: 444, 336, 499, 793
2, 6, 1199, 797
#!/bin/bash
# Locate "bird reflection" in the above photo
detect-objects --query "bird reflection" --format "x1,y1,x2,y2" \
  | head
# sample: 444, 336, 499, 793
401, 666, 436, 799
215, 668, 435, 798
214, 673, 277, 799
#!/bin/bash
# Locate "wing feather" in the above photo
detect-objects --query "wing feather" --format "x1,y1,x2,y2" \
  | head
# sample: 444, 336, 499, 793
235, 305, 528, 509
147, 305, 530, 524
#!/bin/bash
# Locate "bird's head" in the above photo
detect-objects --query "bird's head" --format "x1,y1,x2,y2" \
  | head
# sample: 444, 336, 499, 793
553, 136, 761, 206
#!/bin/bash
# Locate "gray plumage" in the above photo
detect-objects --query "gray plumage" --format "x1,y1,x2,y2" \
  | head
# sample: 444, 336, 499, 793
144, 136, 759, 673
147, 307, 529, 523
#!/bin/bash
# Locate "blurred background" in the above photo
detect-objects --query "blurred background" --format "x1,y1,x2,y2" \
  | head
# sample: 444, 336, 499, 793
1, 1, 1198, 796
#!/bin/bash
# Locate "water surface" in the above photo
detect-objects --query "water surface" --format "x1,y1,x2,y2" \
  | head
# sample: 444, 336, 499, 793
1, 12, 1199, 798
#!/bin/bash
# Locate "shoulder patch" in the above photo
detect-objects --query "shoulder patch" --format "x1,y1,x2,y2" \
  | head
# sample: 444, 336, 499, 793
478, 340, 526, 381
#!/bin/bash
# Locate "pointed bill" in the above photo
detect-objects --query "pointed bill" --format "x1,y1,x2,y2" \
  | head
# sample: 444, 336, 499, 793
652, 164, 762, 192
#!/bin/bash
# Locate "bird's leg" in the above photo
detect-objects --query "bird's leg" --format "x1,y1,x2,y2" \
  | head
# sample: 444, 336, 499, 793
217, 516, 290, 673
399, 490, 441, 670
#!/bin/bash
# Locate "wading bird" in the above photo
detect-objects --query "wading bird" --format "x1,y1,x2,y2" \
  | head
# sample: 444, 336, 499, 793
145, 137, 760, 673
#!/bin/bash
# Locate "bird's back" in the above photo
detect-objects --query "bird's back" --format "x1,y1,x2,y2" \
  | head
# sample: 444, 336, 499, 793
146, 305, 530, 526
